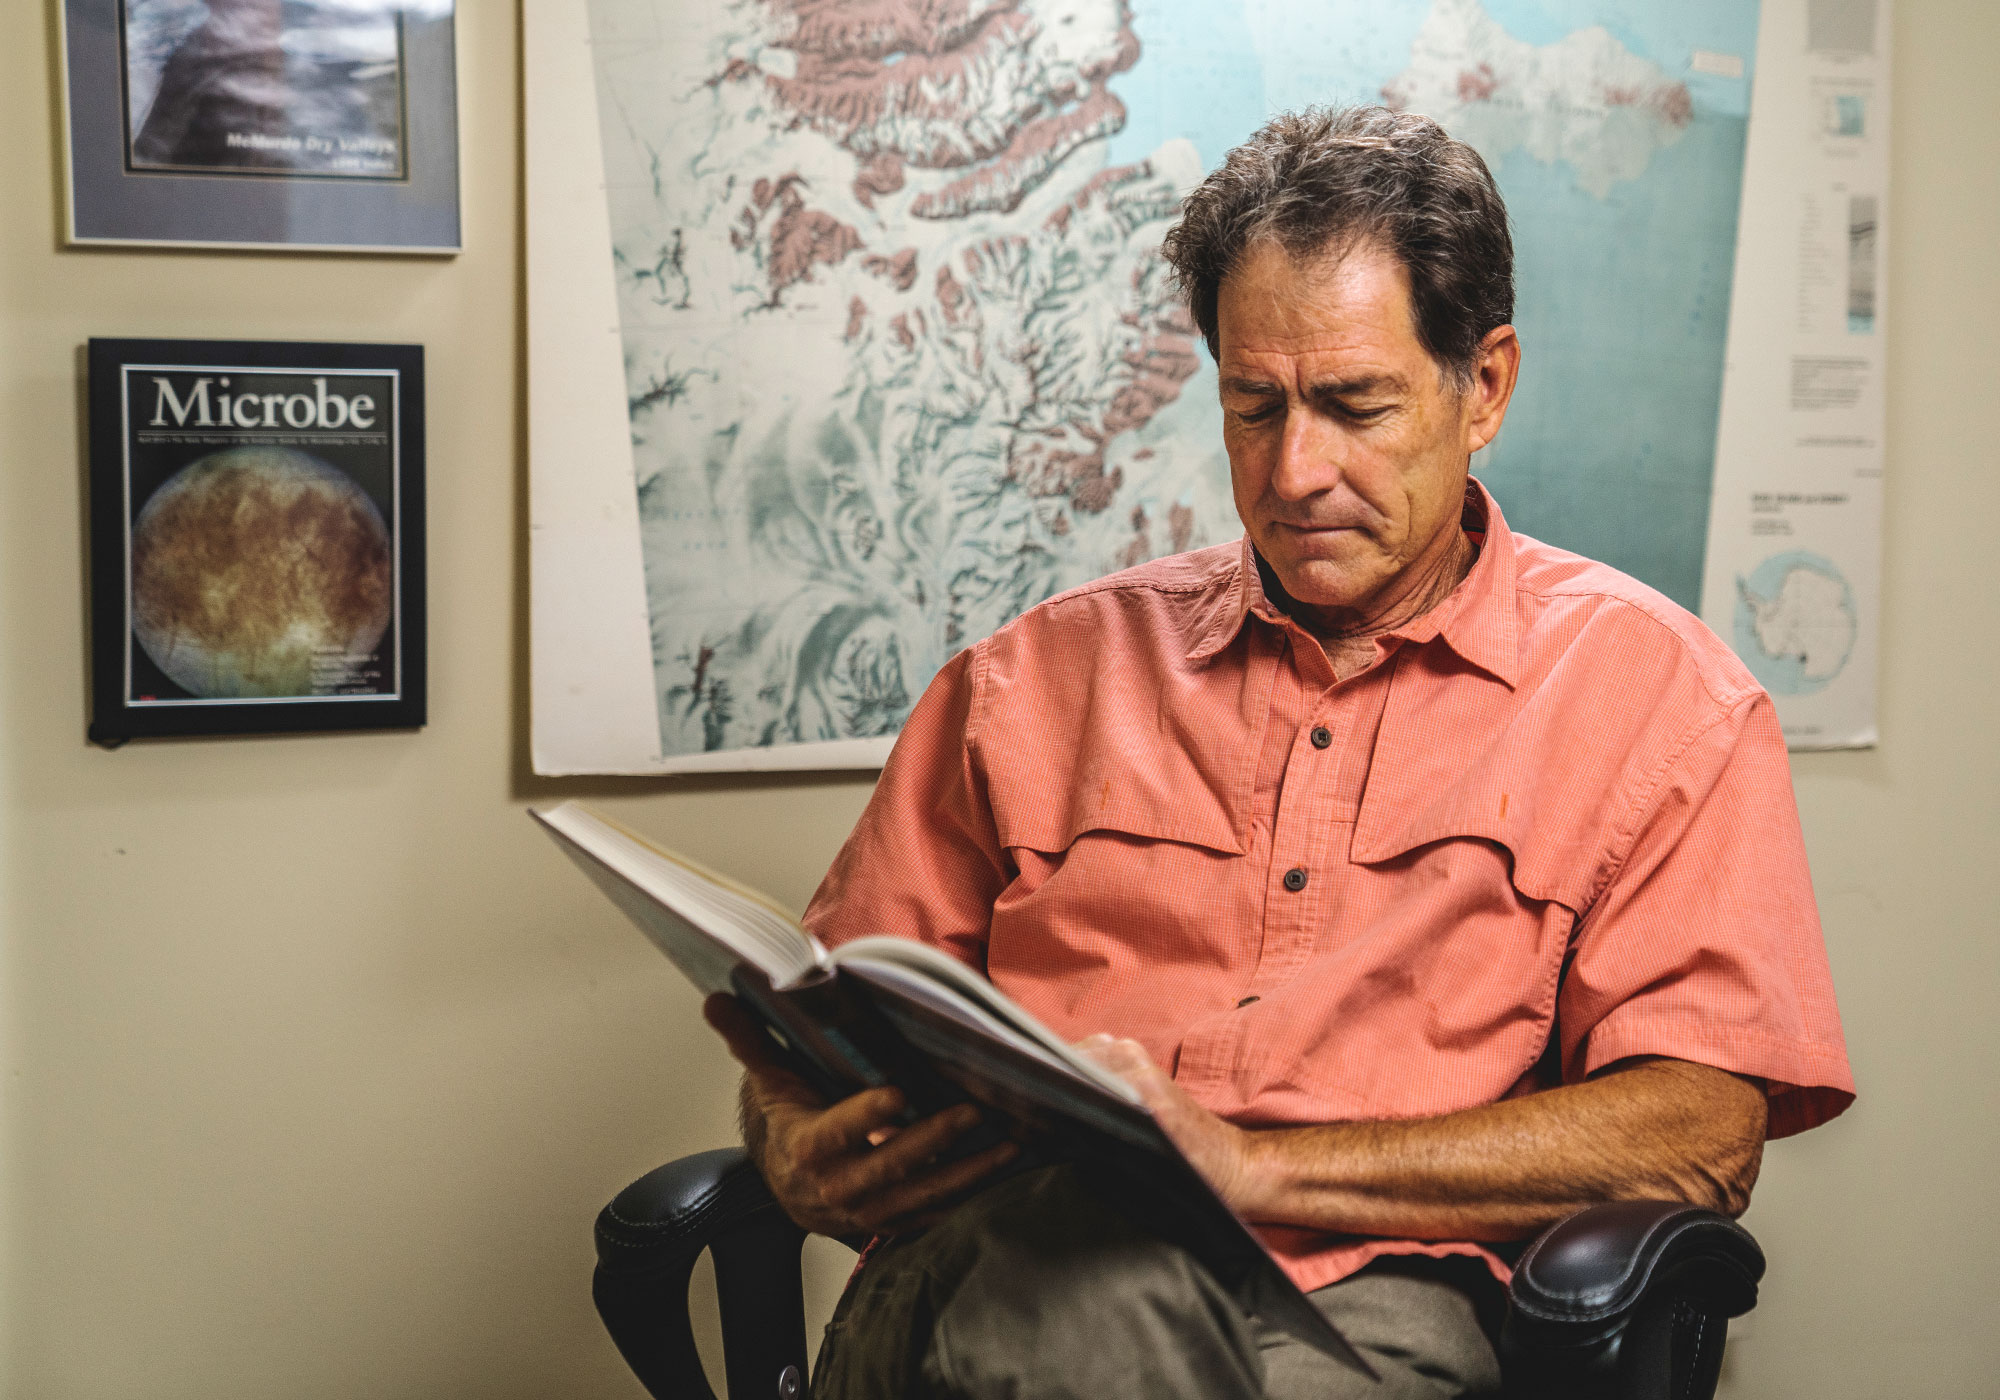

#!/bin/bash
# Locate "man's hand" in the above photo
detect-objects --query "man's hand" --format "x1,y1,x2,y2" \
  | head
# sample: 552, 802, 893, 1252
704, 994, 1018, 1238
1076, 1033, 1263, 1212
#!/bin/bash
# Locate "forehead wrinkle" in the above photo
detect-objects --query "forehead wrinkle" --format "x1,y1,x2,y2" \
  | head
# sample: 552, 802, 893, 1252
1306, 371, 1408, 397
1220, 343, 1408, 393
1219, 333, 1415, 390
1219, 375, 1286, 396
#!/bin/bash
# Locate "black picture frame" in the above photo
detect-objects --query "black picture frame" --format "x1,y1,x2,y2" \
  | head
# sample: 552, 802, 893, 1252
87, 338, 427, 743
60, 1, 461, 253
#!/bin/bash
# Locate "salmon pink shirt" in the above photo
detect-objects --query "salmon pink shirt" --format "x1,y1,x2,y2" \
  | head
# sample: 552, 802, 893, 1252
804, 481, 1853, 1293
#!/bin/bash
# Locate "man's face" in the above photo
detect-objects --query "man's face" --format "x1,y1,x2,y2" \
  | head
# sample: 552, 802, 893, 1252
1216, 239, 1514, 631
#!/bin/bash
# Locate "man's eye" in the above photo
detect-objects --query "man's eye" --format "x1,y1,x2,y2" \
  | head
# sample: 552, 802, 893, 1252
1231, 404, 1280, 423
1339, 404, 1393, 423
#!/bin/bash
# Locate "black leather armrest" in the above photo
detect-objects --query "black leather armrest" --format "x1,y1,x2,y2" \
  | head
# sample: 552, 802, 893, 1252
1499, 1201, 1764, 1400
593, 1148, 809, 1400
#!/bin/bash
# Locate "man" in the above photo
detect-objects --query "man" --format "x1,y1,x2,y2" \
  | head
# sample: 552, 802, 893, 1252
707, 106, 1853, 1399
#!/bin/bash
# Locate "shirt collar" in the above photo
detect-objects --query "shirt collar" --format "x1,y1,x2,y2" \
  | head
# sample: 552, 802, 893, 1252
1185, 477, 1521, 689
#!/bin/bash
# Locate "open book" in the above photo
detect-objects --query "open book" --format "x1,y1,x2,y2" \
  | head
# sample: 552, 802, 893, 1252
533, 801, 1363, 1372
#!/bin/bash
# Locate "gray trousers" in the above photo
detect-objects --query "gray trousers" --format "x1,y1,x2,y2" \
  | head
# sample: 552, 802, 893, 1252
812, 1165, 1503, 1400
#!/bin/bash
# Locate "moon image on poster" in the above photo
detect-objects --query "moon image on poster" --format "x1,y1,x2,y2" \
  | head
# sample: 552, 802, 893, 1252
131, 447, 393, 698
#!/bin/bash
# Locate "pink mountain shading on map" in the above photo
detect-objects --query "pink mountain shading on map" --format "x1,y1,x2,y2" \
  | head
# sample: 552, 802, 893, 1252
1001, 166, 1203, 519
582, 0, 1245, 754
717, 0, 1140, 219
731, 172, 865, 305
709, 0, 1202, 554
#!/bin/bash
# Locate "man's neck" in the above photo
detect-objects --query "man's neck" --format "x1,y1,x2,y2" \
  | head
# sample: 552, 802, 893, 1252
1258, 528, 1478, 682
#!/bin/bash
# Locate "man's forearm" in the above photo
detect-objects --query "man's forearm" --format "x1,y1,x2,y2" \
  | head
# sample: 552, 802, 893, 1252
1232, 1058, 1768, 1241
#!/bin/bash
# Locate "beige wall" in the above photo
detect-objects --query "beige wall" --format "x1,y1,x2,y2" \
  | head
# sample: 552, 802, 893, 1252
1713, 5, 2000, 1392
0, 3, 1993, 1397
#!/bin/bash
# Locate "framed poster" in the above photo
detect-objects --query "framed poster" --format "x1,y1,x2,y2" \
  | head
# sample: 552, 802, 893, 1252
87, 339, 426, 743
59, 1, 460, 253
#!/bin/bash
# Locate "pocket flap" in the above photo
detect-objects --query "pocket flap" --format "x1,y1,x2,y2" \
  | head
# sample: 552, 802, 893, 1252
971, 601, 1264, 858
1350, 663, 1589, 909
989, 750, 1248, 856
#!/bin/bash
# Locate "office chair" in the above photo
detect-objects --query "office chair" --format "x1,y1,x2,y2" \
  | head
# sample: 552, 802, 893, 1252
593, 1148, 1764, 1400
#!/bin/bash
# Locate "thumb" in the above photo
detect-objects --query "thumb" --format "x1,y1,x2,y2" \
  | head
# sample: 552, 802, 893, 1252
1076, 1034, 1160, 1085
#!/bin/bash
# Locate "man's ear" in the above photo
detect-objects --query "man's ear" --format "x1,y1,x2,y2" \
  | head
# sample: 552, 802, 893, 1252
1464, 324, 1521, 455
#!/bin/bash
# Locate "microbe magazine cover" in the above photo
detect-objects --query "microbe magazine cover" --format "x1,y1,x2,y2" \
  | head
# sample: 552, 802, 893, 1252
87, 338, 426, 742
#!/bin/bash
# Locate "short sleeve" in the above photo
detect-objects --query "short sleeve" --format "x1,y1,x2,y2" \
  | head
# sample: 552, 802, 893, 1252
1559, 695, 1855, 1139
801, 647, 1008, 971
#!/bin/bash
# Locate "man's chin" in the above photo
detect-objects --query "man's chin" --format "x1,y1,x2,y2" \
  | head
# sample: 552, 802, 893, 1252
1264, 556, 1385, 616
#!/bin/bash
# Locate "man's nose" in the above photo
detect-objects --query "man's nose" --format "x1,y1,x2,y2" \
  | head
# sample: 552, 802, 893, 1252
1270, 406, 1341, 501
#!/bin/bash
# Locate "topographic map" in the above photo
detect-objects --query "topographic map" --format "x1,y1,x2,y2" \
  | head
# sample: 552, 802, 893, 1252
579, 0, 1762, 762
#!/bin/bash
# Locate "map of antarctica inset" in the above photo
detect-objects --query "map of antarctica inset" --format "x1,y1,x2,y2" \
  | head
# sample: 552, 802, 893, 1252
1733, 552, 1858, 697
583, 0, 1761, 759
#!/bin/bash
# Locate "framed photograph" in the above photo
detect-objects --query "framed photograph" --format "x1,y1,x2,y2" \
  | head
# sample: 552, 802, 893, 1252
59, 2, 460, 253
87, 339, 426, 742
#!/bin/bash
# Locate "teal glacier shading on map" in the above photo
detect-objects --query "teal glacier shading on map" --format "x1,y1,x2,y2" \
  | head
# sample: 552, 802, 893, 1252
584, 0, 1761, 759
1732, 552, 1858, 697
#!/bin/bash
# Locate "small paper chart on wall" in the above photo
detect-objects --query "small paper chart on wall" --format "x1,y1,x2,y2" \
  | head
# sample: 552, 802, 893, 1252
527, 0, 1888, 774
1700, 0, 1889, 750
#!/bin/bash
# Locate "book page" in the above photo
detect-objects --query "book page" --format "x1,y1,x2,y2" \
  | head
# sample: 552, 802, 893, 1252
831, 935, 1140, 1103
533, 803, 824, 989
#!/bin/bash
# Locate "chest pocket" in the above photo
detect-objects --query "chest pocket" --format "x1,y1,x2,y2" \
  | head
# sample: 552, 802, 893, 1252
979, 742, 1252, 1026
1317, 755, 1580, 1110
1351, 762, 1552, 898
1348, 651, 1607, 913
986, 738, 1248, 926
1322, 658, 1607, 1096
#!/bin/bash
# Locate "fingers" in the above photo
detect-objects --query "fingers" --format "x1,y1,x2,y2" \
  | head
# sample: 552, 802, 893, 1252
704, 992, 1030, 1236
834, 1101, 980, 1191
1075, 1033, 1157, 1082
849, 1111, 1006, 1199
1076, 1035, 1183, 1122
811, 1101, 1018, 1235
867, 1139, 1022, 1234
808, 1084, 911, 1154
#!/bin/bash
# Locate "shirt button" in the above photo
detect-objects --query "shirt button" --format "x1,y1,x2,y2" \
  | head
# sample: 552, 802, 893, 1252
1310, 726, 1332, 749
1282, 867, 1308, 892
1237, 995, 1260, 1008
